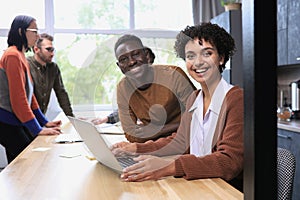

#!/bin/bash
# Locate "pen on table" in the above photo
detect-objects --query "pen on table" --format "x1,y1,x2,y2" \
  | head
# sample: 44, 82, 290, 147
57, 140, 83, 144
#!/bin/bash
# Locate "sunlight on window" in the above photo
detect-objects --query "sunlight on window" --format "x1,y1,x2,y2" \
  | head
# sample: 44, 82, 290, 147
54, 0, 129, 29
135, 0, 193, 30
0, 0, 45, 28
68, 39, 97, 67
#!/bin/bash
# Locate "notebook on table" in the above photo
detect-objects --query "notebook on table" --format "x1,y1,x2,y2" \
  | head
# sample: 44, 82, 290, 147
67, 116, 137, 173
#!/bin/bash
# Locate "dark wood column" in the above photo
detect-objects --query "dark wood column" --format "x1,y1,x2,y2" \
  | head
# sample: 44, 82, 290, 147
242, 0, 278, 199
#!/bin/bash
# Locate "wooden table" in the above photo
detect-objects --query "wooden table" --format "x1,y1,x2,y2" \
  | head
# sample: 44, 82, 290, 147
0, 113, 243, 200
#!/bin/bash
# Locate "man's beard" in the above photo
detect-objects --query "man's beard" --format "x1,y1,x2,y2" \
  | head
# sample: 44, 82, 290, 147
38, 52, 52, 63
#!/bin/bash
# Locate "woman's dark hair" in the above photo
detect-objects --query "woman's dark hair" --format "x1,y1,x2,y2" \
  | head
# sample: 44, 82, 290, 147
7, 15, 36, 52
174, 22, 236, 73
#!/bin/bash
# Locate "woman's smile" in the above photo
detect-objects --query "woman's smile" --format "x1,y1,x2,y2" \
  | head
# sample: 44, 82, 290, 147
194, 66, 210, 74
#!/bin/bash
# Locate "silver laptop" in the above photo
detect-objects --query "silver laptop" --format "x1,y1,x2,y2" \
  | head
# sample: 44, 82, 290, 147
67, 116, 136, 174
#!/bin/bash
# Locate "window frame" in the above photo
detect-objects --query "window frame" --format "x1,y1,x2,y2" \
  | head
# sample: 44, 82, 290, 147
0, 0, 192, 112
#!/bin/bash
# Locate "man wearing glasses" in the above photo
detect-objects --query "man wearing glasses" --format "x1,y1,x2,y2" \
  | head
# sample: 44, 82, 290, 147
27, 33, 74, 118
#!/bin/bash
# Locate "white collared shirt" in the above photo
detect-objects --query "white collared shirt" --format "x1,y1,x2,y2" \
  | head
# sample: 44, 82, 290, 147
189, 78, 233, 157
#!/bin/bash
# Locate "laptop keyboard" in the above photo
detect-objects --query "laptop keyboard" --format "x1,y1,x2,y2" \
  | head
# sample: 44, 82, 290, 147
116, 157, 137, 168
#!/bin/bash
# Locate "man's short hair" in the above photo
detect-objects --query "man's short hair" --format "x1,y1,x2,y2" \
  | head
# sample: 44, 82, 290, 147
36, 33, 53, 48
114, 34, 144, 57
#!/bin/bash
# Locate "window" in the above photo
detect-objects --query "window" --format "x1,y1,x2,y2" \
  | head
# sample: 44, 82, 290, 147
135, 0, 192, 30
0, 0, 193, 110
54, 0, 129, 29
0, 0, 45, 29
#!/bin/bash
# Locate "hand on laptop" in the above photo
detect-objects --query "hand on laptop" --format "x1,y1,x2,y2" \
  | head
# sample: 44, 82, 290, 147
120, 155, 175, 182
111, 141, 137, 156
45, 120, 62, 128
39, 127, 62, 135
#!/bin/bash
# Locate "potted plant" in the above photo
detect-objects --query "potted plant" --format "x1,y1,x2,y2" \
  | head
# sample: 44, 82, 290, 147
220, 0, 242, 11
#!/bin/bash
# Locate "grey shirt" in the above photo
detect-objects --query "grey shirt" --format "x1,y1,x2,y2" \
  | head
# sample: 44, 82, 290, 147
27, 56, 74, 117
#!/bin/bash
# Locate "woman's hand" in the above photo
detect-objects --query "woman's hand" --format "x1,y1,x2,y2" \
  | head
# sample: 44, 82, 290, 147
45, 120, 62, 128
120, 155, 176, 182
110, 141, 137, 156
38, 127, 61, 135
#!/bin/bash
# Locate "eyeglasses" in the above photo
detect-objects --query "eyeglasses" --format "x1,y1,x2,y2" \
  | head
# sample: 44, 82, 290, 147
45, 47, 55, 52
26, 28, 38, 34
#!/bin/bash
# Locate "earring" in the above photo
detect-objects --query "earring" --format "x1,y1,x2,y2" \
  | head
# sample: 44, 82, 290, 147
220, 62, 223, 65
